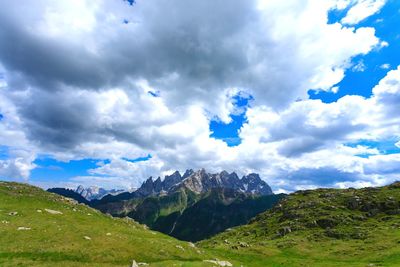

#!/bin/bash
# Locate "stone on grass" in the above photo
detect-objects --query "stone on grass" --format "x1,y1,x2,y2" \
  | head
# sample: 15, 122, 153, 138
203, 259, 233, 266
17, 227, 31, 231
45, 209, 63, 215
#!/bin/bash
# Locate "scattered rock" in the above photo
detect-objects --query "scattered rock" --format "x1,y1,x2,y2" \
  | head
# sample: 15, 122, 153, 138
45, 209, 63, 215
36, 209, 42, 213
316, 218, 338, 229
224, 239, 230, 244
203, 259, 233, 266
175, 245, 185, 251
238, 241, 250, 247
306, 220, 318, 228
188, 242, 196, 248
385, 209, 400, 215
1, 220, 9, 224
346, 197, 361, 210
106, 232, 112, 236
325, 229, 343, 239
367, 209, 380, 217
17, 227, 31, 231
351, 214, 366, 221
83, 236, 91, 240
131, 260, 148, 267
278, 226, 292, 236
8, 211, 18, 216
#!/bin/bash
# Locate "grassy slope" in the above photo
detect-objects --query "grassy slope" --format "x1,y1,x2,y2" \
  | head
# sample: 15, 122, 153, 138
199, 182, 400, 267
0, 182, 231, 267
4, 181, 400, 267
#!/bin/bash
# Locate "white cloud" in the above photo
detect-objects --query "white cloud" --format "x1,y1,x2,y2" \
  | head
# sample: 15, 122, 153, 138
0, 0, 396, 191
352, 60, 366, 72
341, 0, 387, 25
0, 149, 36, 180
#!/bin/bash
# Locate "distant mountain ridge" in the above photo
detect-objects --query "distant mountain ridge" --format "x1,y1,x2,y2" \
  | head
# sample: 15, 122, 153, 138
48, 169, 279, 241
47, 187, 89, 204
85, 169, 273, 206
74, 185, 126, 201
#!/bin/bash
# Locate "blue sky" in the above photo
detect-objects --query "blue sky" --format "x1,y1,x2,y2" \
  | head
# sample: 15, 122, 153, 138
310, 0, 400, 102
0, 0, 400, 191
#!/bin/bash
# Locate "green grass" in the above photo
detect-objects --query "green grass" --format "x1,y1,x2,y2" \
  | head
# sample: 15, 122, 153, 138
199, 182, 400, 266
0, 182, 229, 266
3, 181, 400, 266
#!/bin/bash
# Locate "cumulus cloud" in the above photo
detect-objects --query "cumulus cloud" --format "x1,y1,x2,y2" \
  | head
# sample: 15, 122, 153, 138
341, 0, 387, 25
0, 0, 397, 191
0, 149, 36, 180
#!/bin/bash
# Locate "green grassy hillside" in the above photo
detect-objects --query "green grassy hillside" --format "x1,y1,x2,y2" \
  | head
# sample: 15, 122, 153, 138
199, 182, 400, 267
4, 180, 400, 267
0, 182, 231, 267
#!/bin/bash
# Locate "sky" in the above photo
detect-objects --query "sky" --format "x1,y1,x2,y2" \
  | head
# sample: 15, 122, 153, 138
0, 0, 400, 193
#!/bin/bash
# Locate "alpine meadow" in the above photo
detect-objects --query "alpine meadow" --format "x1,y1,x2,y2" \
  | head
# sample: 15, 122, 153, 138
1, 0, 400, 266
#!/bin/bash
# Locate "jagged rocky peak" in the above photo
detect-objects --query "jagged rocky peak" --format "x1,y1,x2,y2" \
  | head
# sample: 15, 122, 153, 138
170, 169, 273, 196
163, 171, 182, 190
182, 169, 194, 179
177, 169, 209, 193
154, 177, 163, 191
75, 185, 86, 195
241, 173, 273, 195
136, 176, 156, 197
133, 169, 274, 198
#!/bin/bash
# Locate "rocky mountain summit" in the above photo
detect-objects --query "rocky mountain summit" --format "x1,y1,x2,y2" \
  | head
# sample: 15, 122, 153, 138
136, 169, 273, 198
88, 169, 277, 241
74, 185, 125, 200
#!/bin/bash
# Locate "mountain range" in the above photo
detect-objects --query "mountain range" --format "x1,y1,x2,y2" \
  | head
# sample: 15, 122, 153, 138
92, 169, 273, 204
49, 185, 127, 202
49, 169, 280, 241
74, 185, 126, 201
